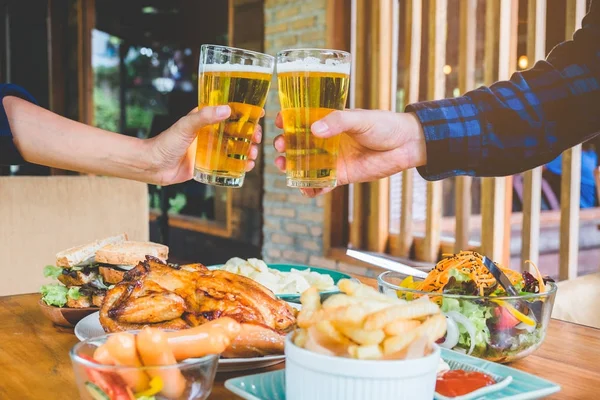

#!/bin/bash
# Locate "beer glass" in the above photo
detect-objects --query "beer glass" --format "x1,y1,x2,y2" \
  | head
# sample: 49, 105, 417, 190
194, 45, 274, 187
277, 48, 351, 188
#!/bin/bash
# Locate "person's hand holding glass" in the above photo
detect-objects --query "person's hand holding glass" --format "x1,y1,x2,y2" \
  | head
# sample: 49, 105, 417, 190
194, 45, 274, 188
276, 49, 351, 189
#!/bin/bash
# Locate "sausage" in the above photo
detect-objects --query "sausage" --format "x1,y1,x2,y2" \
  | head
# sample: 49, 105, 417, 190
166, 317, 241, 360
137, 327, 186, 399
103, 332, 150, 392
93, 344, 116, 365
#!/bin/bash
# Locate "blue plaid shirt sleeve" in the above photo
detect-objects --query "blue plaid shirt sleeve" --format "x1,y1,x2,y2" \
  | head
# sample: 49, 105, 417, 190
407, 1, 600, 181
0, 83, 37, 166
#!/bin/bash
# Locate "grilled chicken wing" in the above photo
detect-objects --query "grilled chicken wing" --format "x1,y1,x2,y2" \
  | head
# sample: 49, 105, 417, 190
100, 257, 297, 357
108, 281, 186, 324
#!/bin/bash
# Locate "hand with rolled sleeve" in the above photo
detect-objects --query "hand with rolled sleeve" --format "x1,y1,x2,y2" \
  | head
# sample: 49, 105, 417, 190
274, 1, 600, 196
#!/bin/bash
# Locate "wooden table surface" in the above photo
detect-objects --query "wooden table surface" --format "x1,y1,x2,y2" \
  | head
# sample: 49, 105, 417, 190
2, 284, 599, 399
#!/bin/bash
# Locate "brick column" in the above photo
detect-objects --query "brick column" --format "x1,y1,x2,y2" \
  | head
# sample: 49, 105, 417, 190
262, 0, 328, 265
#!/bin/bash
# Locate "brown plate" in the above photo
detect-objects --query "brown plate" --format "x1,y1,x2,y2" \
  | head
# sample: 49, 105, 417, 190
38, 299, 98, 328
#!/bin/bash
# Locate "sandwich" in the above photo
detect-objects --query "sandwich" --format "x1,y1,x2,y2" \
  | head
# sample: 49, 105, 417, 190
40, 234, 169, 309
96, 240, 169, 285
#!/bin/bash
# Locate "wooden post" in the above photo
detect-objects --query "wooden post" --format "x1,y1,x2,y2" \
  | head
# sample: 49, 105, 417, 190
422, 0, 447, 262
559, 0, 586, 280
396, 0, 422, 257
454, 0, 477, 253
480, 0, 517, 265
324, 0, 352, 254
77, 0, 95, 126
521, 0, 546, 270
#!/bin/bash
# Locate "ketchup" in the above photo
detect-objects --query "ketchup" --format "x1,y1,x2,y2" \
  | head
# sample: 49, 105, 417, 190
436, 370, 495, 397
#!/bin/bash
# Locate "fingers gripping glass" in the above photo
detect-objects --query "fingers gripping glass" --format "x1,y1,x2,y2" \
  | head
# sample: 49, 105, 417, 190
276, 48, 351, 188
194, 45, 274, 188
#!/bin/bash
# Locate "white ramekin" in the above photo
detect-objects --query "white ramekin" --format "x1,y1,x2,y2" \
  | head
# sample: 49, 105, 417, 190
285, 334, 440, 400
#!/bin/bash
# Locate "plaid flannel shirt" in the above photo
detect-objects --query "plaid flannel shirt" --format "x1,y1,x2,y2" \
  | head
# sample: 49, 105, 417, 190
408, 1, 600, 181
0, 84, 36, 165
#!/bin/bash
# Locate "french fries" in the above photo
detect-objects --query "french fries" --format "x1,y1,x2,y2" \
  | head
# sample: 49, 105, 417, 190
294, 280, 446, 361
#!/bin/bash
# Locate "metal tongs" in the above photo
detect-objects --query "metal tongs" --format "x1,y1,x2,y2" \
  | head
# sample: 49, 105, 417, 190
481, 256, 539, 323
345, 249, 428, 279
481, 256, 520, 297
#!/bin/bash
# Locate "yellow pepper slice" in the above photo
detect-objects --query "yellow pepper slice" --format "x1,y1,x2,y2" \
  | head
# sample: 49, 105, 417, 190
492, 299, 536, 327
135, 376, 163, 398
400, 275, 415, 288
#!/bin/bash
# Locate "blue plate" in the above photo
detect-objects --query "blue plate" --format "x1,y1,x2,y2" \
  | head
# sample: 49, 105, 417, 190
224, 348, 560, 400
208, 263, 353, 303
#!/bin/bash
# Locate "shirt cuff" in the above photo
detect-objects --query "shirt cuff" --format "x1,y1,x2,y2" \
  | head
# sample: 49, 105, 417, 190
0, 84, 37, 166
405, 96, 483, 181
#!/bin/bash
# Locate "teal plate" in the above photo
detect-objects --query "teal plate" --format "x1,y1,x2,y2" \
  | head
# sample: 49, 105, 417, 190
224, 348, 560, 400
208, 263, 353, 303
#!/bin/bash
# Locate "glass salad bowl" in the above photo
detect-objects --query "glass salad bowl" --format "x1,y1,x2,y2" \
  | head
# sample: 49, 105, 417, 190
70, 332, 219, 400
378, 271, 557, 363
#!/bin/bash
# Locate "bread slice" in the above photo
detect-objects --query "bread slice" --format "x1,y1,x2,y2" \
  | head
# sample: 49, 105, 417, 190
55, 233, 128, 268
95, 241, 169, 266
99, 266, 126, 285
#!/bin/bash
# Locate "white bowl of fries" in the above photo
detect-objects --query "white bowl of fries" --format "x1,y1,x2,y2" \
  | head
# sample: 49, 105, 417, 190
285, 280, 446, 400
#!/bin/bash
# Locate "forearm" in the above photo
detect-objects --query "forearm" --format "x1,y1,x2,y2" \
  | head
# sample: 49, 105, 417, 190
4, 96, 154, 182
410, 1, 600, 180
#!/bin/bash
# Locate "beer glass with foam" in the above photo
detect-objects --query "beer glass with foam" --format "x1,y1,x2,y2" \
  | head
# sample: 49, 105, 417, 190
277, 49, 351, 188
195, 45, 274, 187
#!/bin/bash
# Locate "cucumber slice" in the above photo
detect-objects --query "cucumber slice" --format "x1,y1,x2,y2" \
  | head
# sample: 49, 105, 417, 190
85, 382, 110, 400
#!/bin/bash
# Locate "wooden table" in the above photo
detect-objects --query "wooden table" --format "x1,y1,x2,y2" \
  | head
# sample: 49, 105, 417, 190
2, 290, 599, 399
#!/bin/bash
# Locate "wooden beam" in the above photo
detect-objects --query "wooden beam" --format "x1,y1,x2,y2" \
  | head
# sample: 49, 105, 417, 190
521, 0, 546, 270
228, 0, 234, 46
348, 0, 367, 249
77, 0, 95, 125
395, 0, 422, 257
480, 0, 517, 266
421, 0, 447, 262
327, 0, 352, 52
559, 0, 586, 280
349, 0, 393, 252
480, 0, 499, 259
367, 180, 390, 252
323, 0, 352, 254
349, 184, 365, 248
47, 0, 71, 176
366, 0, 394, 253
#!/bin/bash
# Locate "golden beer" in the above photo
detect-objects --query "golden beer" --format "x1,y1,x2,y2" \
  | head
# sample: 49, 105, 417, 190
194, 46, 274, 187
277, 50, 351, 188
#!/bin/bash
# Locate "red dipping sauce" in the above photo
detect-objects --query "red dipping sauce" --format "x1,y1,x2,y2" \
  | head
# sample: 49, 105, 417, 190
436, 370, 496, 397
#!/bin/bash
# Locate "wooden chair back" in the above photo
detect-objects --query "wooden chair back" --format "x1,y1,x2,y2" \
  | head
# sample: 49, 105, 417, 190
0, 176, 149, 296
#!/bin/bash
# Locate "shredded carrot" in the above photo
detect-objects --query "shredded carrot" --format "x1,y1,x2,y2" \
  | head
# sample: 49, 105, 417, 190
419, 251, 525, 295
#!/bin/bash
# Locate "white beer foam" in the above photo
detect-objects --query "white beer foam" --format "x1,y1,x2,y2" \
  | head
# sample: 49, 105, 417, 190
277, 58, 351, 75
201, 63, 273, 75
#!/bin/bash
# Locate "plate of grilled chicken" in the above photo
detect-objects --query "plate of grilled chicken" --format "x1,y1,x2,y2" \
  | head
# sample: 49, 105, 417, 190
74, 256, 300, 372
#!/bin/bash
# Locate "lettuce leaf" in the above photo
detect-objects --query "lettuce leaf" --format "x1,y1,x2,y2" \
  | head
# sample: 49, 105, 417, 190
442, 298, 492, 350
43, 265, 63, 279
448, 268, 471, 282
67, 286, 81, 300
40, 284, 68, 307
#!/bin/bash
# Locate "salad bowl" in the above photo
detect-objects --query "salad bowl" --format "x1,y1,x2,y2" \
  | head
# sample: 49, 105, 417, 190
70, 332, 219, 400
378, 269, 557, 363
